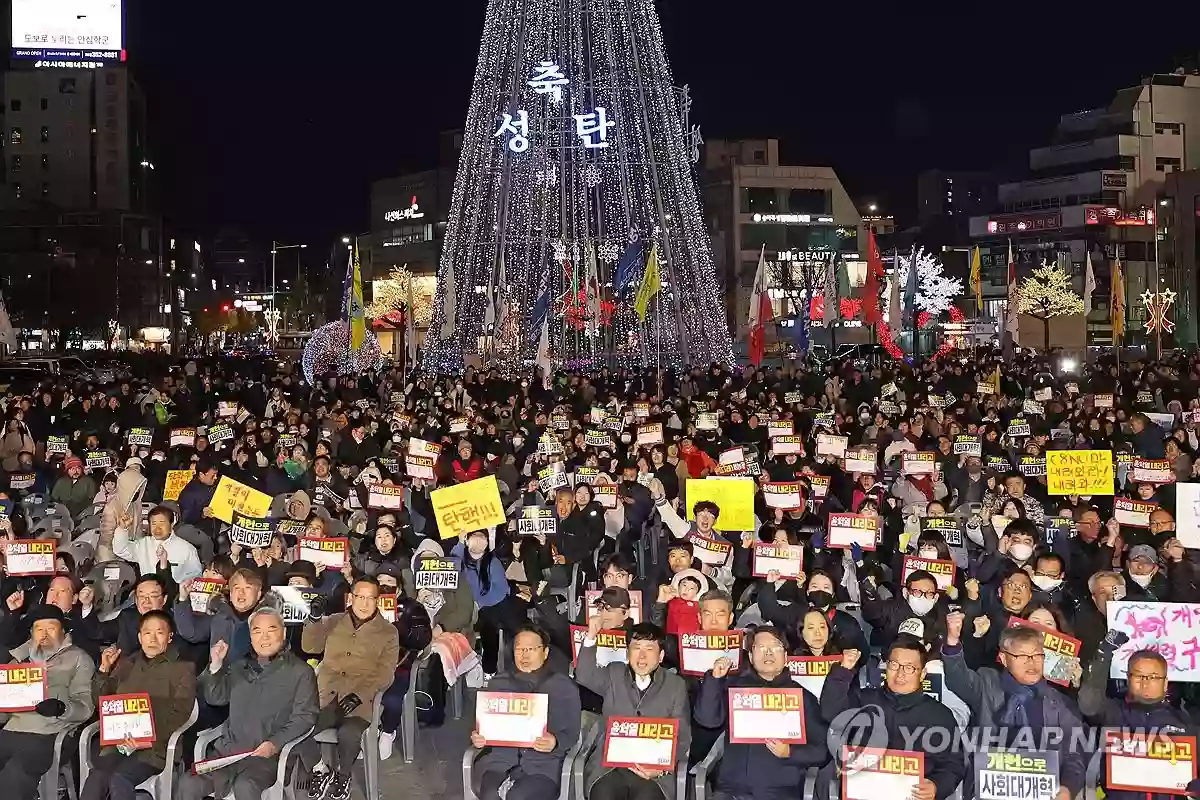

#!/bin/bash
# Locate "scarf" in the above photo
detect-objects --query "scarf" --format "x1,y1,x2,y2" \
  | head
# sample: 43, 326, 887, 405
998, 671, 1037, 728
907, 475, 935, 501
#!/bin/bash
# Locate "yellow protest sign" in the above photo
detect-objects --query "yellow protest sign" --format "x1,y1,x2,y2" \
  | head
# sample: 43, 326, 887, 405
1047, 450, 1114, 496
431, 475, 506, 540
685, 478, 756, 531
209, 476, 273, 524
163, 470, 192, 503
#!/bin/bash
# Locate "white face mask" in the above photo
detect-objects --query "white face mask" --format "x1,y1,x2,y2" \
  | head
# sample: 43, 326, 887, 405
1031, 575, 1062, 592
918, 548, 940, 560
906, 593, 937, 616
1130, 572, 1154, 588
1009, 543, 1034, 562
512, 436, 524, 448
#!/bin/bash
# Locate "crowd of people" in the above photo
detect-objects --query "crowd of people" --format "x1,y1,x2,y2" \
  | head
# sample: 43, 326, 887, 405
0, 348, 1196, 800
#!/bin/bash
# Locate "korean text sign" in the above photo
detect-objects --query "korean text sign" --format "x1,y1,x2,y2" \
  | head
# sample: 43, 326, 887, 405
0, 663, 46, 711
974, 750, 1058, 800
1107, 602, 1200, 681
685, 478, 755, 531
474, 692, 548, 747
727, 687, 806, 744
3, 540, 56, 576
1046, 450, 1113, 496
842, 748, 924, 800
210, 476, 272, 524
430, 476, 506, 540
99, 693, 156, 747
602, 717, 678, 770
1105, 731, 1196, 793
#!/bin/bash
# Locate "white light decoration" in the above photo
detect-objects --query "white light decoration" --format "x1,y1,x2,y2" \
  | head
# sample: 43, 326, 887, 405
263, 308, 282, 344
895, 247, 964, 317
1017, 259, 1086, 351
422, 0, 733, 372
302, 321, 383, 386
1141, 288, 1177, 334
582, 163, 603, 188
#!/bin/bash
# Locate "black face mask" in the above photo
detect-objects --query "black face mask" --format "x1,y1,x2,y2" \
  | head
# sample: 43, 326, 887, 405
807, 590, 834, 609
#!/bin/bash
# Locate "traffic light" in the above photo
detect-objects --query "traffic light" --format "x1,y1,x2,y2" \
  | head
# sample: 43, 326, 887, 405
221, 304, 231, 312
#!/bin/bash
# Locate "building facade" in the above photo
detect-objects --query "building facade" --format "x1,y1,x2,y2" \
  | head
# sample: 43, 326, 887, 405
966, 71, 1200, 347
700, 138, 866, 345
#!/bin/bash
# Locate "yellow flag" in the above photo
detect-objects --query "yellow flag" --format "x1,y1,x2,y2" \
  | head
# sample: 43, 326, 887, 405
350, 241, 365, 350
1111, 256, 1125, 340
970, 246, 982, 313
988, 365, 1001, 394
634, 243, 661, 321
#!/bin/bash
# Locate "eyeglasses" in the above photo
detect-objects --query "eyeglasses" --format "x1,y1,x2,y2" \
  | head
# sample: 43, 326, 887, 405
1002, 650, 1045, 665
885, 661, 920, 676
606, 571, 630, 580
1129, 673, 1166, 683
753, 644, 785, 655
513, 646, 545, 656
907, 589, 939, 600
1001, 580, 1032, 592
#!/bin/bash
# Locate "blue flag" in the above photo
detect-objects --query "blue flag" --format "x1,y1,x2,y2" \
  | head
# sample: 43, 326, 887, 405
903, 245, 918, 329
530, 289, 550, 342
613, 241, 645, 296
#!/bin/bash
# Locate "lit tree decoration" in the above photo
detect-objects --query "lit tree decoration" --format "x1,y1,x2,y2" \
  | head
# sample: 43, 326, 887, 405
263, 308, 282, 344
1017, 260, 1085, 351
1141, 288, 1176, 334
422, 0, 733, 372
302, 321, 384, 386
365, 266, 433, 329
895, 247, 964, 319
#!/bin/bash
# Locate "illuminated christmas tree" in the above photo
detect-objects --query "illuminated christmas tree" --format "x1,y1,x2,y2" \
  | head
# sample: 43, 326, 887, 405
422, 0, 733, 373
1018, 260, 1085, 351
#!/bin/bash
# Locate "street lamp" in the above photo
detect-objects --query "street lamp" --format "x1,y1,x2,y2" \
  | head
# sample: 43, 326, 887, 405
868, 204, 878, 213
270, 241, 307, 322
341, 236, 351, 244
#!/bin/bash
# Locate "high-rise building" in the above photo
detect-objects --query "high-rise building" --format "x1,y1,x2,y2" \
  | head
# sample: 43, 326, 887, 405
966, 71, 1200, 346
699, 138, 867, 345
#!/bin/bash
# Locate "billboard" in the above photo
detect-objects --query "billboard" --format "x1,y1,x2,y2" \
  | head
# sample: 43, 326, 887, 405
12, 0, 125, 65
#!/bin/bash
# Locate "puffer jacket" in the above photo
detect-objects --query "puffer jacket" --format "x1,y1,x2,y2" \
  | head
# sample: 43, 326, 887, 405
1, 634, 95, 735
300, 611, 399, 722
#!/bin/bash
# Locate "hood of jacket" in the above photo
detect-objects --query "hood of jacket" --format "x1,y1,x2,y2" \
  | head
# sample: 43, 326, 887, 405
116, 468, 148, 513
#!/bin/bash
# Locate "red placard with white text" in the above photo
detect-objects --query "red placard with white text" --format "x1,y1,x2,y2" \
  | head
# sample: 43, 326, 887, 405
728, 687, 807, 744
474, 692, 548, 747
602, 717, 679, 770
99, 693, 156, 747
0, 663, 46, 711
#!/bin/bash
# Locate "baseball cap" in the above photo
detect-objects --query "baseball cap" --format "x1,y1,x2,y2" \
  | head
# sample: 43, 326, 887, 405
1128, 544, 1158, 564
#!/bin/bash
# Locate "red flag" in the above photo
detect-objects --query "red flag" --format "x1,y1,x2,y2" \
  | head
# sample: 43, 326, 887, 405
863, 229, 883, 324
747, 247, 772, 366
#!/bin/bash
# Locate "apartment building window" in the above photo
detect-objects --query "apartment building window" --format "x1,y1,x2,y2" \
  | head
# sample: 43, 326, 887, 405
10, 156, 20, 173
787, 188, 830, 215
741, 187, 779, 214
39, 126, 48, 143
8, 100, 19, 112
10, 127, 21, 145
753, 150, 766, 165
39, 98, 48, 111
1118, 156, 1136, 170
1156, 157, 1182, 173
1155, 122, 1182, 135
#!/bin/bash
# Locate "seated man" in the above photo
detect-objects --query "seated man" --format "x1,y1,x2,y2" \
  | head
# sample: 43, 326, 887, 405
942, 612, 1083, 800
112, 505, 203, 585
470, 625, 582, 800
0, 605, 95, 800
109, 576, 170, 656
83, 610, 197, 800
300, 577, 399, 800
576, 619, 690, 800
3, 573, 104, 661
694, 625, 830, 800
821, 636, 965, 800
179, 608, 319, 800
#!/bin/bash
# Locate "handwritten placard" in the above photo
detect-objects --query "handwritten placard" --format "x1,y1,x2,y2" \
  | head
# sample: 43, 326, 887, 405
163, 470, 192, 502
1047, 450, 1113, 496
3, 540, 56, 576
99, 693, 155, 747
1107, 602, 1200, 681
0, 664, 47, 711
430, 476, 506, 540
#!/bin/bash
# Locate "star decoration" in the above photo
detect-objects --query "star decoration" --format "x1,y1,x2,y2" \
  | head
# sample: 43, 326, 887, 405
1141, 288, 1177, 334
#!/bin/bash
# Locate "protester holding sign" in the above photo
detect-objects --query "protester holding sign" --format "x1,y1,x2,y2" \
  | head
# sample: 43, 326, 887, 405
470, 625, 582, 800
942, 614, 1084, 800
694, 625, 830, 798
0, 605, 95, 800
85, 610, 197, 800
575, 620, 689, 800
453, 530, 524, 676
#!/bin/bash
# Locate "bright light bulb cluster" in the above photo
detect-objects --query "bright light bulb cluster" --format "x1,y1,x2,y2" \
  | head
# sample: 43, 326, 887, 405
894, 247, 964, 317
1018, 260, 1086, 319
302, 320, 384, 386
421, 0, 733, 374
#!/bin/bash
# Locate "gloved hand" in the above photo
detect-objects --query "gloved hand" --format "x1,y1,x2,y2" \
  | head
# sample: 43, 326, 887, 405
35, 698, 66, 718
337, 693, 363, 717
307, 595, 326, 620
810, 532, 825, 551
850, 543, 863, 566
1099, 629, 1130, 655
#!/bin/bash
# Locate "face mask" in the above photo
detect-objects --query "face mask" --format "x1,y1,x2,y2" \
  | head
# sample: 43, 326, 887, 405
467, 542, 487, 558
1130, 572, 1154, 588
1009, 543, 1034, 562
859, 413, 871, 424
906, 593, 937, 616
512, 436, 524, 448
806, 590, 834, 609
919, 548, 940, 560
620, 433, 632, 444
1031, 575, 1062, 592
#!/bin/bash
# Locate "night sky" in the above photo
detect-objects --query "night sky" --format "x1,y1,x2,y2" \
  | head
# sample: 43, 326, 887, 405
129, 1, 1197, 243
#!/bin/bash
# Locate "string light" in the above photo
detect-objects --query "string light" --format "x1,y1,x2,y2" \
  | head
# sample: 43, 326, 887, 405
895, 247, 963, 317
302, 321, 384, 386
421, 0, 733, 373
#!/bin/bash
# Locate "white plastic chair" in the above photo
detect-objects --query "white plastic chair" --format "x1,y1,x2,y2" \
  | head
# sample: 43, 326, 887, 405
463, 717, 587, 800
37, 726, 80, 800
574, 720, 689, 800
312, 689, 386, 800
78, 701, 199, 800
193, 721, 314, 800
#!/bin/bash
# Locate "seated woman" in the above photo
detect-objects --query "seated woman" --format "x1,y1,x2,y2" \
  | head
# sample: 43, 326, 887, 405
83, 610, 197, 800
